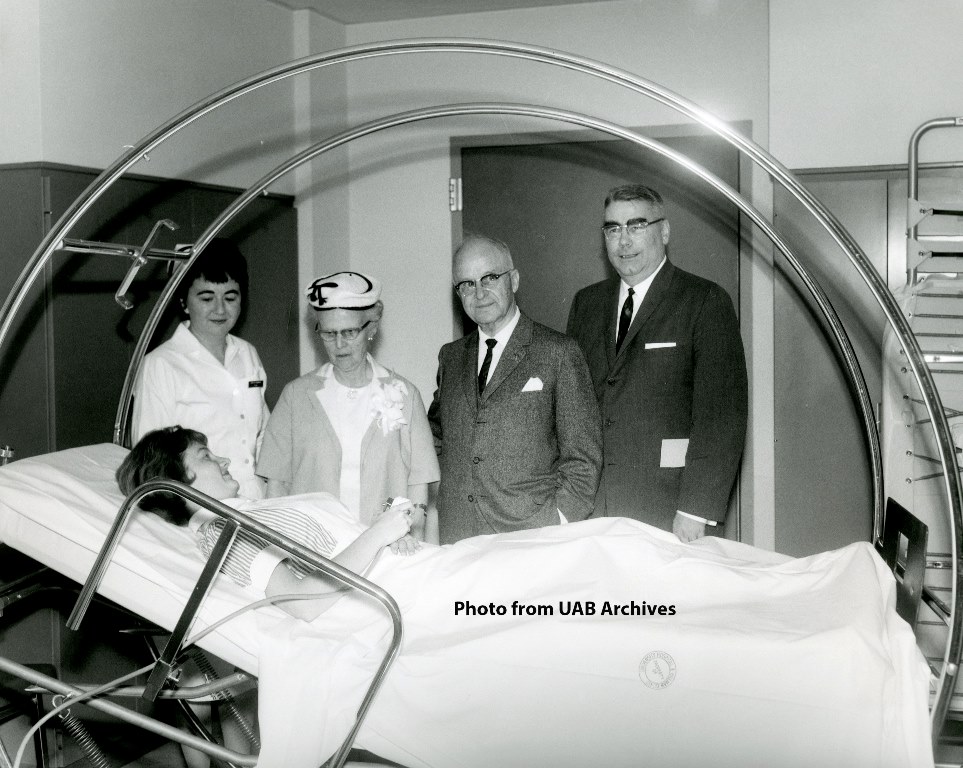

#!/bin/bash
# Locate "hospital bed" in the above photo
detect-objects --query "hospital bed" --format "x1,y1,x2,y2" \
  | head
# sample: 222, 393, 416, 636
0, 441, 937, 767
0, 442, 400, 767
0, 37, 958, 767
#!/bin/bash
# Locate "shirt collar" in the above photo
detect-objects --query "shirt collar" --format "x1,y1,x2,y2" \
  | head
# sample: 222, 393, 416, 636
620, 257, 667, 301
174, 321, 237, 360
479, 305, 521, 346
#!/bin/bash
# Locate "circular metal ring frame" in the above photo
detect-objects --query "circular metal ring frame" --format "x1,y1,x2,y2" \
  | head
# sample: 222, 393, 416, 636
0, 37, 958, 744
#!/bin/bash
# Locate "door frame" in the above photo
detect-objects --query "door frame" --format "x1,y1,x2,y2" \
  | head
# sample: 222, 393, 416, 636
449, 120, 755, 542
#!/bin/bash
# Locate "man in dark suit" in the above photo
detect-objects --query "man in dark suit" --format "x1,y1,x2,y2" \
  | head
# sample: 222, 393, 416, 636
566, 184, 747, 542
429, 234, 602, 544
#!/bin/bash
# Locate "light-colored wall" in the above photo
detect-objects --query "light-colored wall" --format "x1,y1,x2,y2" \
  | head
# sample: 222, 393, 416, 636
291, 9, 350, 371
1, 0, 298, 188
0, 0, 44, 161
770, 0, 963, 169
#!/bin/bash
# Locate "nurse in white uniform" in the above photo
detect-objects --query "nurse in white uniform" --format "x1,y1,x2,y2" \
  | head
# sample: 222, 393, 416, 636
132, 238, 269, 499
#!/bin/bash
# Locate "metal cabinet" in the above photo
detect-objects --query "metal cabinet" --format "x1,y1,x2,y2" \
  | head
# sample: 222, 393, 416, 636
0, 163, 300, 459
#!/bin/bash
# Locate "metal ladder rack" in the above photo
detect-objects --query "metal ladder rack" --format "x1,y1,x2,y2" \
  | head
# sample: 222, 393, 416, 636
897, 118, 963, 745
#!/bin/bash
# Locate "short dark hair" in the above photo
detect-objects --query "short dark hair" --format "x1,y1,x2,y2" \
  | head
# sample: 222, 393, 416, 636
604, 184, 664, 209
177, 238, 249, 308
116, 426, 207, 525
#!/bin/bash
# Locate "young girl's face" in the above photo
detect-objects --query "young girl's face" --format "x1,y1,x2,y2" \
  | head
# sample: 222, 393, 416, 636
182, 442, 240, 500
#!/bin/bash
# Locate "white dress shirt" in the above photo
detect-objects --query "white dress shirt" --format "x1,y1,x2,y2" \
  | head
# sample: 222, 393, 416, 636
615, 257, 667, 337
314, 359, 378, 519
477, 306, 521, 386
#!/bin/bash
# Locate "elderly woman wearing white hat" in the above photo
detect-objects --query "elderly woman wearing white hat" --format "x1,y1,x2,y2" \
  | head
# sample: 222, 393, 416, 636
256, 272, 439, 546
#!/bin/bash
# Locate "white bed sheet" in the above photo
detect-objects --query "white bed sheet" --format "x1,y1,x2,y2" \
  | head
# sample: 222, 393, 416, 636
0, 444, 936, 768
253, 516, 935, 768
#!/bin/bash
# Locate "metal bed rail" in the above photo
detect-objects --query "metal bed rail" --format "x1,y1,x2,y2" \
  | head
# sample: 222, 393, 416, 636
59, 478, 404, 768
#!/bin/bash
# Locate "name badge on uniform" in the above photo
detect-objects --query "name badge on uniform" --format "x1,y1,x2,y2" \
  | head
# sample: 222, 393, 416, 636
248, 380, 264, 388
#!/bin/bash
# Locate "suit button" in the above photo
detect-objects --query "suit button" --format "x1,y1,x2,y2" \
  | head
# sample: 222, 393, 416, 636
472, 456, 482, 464
605, 418, 614, 427
468, 494, 474, 502
606, 378, 616, 385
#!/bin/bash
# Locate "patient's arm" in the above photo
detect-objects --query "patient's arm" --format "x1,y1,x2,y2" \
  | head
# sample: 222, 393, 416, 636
264, 504, 412, 621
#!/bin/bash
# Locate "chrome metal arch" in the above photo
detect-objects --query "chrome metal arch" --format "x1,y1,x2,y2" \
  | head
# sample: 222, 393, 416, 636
116, 99, 879, 536
0, 37, 958, 743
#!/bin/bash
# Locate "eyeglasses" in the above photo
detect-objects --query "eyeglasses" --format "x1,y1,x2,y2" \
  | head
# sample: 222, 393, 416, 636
453, 269, 512, 297
601, 218, 665, 240
315, 319, 372, 342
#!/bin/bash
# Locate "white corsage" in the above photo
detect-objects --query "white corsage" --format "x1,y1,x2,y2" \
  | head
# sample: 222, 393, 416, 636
371, 378, 408, 435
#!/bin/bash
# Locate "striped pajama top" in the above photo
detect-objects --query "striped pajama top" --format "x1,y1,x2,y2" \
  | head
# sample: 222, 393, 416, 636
188, 493, 365, 593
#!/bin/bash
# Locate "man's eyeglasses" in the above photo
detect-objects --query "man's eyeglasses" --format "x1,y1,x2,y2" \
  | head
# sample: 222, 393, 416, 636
315, 319, 372, 342
453, 269, 512, 297
601, 218, 665, 241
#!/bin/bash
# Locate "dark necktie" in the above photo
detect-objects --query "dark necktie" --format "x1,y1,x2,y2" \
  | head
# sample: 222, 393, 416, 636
478, 338, 497, 394
616, 287, 635, 352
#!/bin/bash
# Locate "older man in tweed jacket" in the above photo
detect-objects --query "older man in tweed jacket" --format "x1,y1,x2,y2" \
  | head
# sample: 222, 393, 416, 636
428, 235, 602, 544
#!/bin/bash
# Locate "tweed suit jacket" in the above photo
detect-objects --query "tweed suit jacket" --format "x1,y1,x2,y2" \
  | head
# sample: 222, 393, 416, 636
428, 312, 602, 544
566, 260, 747, 531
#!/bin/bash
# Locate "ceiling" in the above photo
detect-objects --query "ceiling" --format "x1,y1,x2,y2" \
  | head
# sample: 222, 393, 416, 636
268, 0, 615, 25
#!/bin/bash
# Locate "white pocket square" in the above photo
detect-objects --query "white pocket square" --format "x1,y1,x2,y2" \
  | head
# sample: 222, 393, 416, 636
522, 377, 543, 392
645, 342, 676, 349
660, 438, 689, 468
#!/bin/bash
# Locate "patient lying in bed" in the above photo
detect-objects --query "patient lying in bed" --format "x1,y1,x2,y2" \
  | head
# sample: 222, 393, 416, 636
110, 427, 934, 768
116, 426, 416, 621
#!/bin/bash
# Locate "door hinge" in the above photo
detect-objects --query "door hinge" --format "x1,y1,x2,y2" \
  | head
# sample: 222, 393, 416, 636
449, 178, 462, 212
41, 175, 52, 233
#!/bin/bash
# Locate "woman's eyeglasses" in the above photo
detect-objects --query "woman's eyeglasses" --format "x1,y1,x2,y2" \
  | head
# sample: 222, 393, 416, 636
315, 320, 372, 342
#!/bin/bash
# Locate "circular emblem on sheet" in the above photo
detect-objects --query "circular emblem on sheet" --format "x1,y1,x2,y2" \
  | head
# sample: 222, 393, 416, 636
639, 651, 676, 690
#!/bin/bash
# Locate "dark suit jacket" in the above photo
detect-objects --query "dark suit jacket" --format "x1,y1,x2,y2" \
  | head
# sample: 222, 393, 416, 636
566, 261, 747, 530
428, 312, 603, 544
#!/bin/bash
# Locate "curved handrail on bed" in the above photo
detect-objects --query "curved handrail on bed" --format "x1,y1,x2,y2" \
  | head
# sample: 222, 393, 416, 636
0, 37, 958, 745
66, 479, 403, 768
